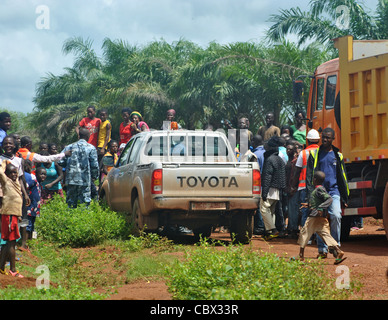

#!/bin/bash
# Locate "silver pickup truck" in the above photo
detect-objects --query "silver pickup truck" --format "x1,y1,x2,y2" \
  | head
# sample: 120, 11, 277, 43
99, 130, 260, 243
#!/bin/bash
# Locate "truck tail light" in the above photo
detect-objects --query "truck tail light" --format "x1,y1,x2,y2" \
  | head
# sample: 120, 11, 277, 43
151, 169, 163, 194
252, 169, 261, 195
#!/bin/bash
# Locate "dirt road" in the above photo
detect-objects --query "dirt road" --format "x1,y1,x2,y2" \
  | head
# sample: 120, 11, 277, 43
108, 217, 388, 300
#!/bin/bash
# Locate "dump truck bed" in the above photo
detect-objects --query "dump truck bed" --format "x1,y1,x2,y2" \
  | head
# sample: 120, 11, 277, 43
335, 36, 388, 163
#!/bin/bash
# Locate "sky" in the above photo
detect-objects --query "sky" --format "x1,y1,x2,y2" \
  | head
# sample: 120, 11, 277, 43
0, 0, 379, 114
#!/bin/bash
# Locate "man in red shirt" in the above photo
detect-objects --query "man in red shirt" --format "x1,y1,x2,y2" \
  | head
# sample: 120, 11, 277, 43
76, 105, 101, 148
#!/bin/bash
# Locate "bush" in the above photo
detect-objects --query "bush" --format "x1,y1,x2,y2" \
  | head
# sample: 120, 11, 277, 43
36, 195, 129, 247
166, 241, 352, 300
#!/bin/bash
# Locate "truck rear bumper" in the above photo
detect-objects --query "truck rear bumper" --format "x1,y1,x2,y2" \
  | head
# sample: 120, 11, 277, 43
152, 197, 259, 212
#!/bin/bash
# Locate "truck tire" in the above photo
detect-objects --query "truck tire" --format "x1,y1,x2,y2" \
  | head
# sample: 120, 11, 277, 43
230, 211, 254, 244
131, 198, 144, 237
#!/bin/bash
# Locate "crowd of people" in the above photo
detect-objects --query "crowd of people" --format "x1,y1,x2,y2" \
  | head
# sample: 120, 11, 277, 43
0, 106, 350, 278
234, 110, 349, 265
0, 106, 158, 278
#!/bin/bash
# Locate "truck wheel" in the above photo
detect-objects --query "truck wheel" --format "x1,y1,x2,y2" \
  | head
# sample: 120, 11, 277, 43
230, 211, 254, 244
193, 225, 212, 241
131, 198, 144, 237
383, 182, 388, 240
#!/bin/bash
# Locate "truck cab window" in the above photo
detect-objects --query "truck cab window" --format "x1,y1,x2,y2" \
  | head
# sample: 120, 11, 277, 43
325, 75, 337, 109
316, 78, 324, 110
118, 139, 134, 167
145, 136, 167, 156
128, 138, 141, 163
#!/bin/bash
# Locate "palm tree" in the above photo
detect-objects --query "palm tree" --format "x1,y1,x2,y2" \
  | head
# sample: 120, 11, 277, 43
266, 0, 388, 47
30, 35, 332, 144
31, 37, 104, 145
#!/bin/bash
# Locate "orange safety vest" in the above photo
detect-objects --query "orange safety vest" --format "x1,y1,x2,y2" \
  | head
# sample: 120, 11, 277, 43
298, 145, 318, 189
17, 148, 36, 173
17, 148, 35, 161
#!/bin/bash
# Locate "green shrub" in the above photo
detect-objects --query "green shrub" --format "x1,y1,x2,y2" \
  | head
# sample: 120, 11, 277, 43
36, 195, 129, 247
0, 284, 107, 300
166, 241, 352, 300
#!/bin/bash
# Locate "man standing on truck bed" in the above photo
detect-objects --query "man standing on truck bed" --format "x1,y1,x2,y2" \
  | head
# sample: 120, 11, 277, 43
306, 127, 349, 258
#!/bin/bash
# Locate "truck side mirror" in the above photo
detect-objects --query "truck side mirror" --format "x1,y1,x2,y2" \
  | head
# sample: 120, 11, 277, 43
293, 80, 304, 104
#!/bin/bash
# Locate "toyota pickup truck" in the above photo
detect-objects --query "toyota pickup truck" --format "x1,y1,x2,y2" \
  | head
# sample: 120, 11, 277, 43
99, 130, 260, 243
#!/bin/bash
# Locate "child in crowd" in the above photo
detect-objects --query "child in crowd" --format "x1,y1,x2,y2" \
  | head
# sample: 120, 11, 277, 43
0, 112, 11, 146
97, 109, 112, 162
24, 160, 46, 240
48, 143, 58, 155
297, 170, 346, 265
37, 151, 64, 203
100, 140, 118, 185
39, 142, 49, 154
0, 162, 25, 277
8, 133, 21, 155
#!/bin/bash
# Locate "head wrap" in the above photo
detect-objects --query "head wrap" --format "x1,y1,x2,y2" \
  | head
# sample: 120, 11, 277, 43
130, 111, 142, 119
167, 109, 176, 116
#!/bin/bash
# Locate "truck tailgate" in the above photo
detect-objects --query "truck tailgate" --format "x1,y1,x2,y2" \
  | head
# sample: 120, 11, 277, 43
161, 163, 254, 198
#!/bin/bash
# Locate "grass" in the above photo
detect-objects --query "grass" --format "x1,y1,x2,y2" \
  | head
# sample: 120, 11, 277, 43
0, 197, 361, 300
166, 240, 356, 300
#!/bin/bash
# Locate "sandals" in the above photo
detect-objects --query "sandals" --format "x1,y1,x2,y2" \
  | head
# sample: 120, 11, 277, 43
0, 269, 8, 276
9, 270, 24, 278
334, 252, 347, 265
263, 231, 279, 241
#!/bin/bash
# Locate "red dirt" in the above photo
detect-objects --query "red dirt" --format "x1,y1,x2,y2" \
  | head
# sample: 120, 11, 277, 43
107, 217, 388, 300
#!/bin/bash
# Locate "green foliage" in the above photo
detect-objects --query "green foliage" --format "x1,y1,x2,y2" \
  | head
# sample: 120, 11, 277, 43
122, 231, 175, 252
36, 194, 129, 247
267, 0, 387, 47
0, 108, 29, 136
0, 284, 107, 300
30, 36, 332, 144
166, 241, 352, 300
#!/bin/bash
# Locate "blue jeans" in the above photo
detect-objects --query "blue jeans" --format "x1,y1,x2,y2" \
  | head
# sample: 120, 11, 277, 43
316, 195, 342, 253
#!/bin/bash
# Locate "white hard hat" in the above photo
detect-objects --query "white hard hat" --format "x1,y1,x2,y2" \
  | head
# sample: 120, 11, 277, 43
307, 129, 320, 140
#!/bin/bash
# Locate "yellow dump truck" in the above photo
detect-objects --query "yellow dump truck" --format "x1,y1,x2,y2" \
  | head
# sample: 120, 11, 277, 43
295, 35, 388, 239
